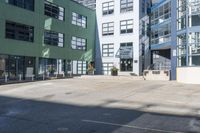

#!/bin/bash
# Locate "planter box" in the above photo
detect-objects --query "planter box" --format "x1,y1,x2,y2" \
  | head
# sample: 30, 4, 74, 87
87, 71, 94, 75
111, 71, 118, 76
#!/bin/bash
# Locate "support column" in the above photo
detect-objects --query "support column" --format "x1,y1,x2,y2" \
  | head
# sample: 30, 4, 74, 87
171, 0, 178, 80
35, 57, 39, 79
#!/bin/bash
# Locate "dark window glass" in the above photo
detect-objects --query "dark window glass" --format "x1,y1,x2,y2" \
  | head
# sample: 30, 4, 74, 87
5, 21, 34, 42
44, 30, 64, 47
6, 0, 34, 11
44, 1, 64, 21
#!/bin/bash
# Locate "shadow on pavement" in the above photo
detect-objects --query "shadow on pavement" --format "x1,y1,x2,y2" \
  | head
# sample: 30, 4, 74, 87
0, 95, 200, 133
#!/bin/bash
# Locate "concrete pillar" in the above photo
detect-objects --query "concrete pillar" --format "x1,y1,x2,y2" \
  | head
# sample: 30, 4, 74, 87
35, 57, 39, 79
171, 0, 178, 80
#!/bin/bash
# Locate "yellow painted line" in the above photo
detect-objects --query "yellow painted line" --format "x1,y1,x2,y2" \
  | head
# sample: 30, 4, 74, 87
82, 119, 184, 133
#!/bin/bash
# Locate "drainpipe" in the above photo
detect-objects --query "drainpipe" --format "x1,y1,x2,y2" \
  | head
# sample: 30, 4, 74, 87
186, 0, 189, 66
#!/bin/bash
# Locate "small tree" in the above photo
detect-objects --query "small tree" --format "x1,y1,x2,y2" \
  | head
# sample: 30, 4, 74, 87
87, 63, 95, 75
111, 66, 118, 76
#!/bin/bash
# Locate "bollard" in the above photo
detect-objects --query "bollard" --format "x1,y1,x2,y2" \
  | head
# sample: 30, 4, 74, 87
47, 73, 49, 78
5, 75, 8, 83
31, 75, 34, 81
43, 74, 45, 80
19, 74, 22, 81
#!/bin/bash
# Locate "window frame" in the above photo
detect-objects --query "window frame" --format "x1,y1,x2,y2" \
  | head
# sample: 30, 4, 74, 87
102, 62, 113, 75
44, 30, 64, 47
102, 1, 114, 15
120, 0, 133, 13
72, 12, 87, 28
44, 0, 65, 21
71, 36, 87, 50
120, 19, 133, 34
102, 22, 114, 36
6, 0, 35, 11
5, 20, 34, 42
102, 43, 114, 57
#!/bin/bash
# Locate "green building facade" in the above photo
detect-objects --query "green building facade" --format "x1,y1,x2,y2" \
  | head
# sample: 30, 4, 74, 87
0, 0, 96, 82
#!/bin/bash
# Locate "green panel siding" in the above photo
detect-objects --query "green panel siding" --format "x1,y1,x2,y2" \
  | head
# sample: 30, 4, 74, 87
0, 0, 96, 61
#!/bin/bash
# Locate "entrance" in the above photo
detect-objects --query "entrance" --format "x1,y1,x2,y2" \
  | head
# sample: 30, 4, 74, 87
120, 59, 133, 71
119, 42, 133, 72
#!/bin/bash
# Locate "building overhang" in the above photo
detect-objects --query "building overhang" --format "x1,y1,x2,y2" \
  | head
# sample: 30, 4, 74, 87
151, 42, 171, 50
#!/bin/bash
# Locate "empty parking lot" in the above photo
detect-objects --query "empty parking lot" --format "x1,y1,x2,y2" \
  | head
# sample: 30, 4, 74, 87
0, 76, 200, 133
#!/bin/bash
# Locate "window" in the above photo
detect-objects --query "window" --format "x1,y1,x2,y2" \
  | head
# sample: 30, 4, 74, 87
151, 1, 171, 26
77, 61, 87, 75
0, 55, 36, 80
102, 62, 113, 75
71, 36, 86, 50
102, 22, 114, 36
44, 1, 64, 21
72, 60, 87, 75
5, 21, 34, 42
102, 1, 114, 15
120, 19, 133, 34
39, 58, 65, 75
6, 0, 34, 11
44, 30, 64, 47
72, 12, 87, 28
177, 32, 200, 67
120, 0, 133, 13
102, 43, 114, 57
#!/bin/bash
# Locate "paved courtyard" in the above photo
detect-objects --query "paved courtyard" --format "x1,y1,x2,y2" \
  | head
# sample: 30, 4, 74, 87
0, 76, 200, 133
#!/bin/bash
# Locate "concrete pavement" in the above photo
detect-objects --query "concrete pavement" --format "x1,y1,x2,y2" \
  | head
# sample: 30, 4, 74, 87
0, 76, 200, 133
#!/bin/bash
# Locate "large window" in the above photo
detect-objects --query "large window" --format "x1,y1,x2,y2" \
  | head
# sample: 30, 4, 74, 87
102, 62, 113, 75
102, 1, 114, 15
72, 60, 87, 75
44, 30, 64, 47
102, 43, 114, 57
6, 0, 34, 11
120, 0, 133, 13
6, 21, 34, 42
44, 1, 64, 21
120, 19, 133, 34
178, 32, 200, 67
151, 23, 171, 45
151, 2, 171, 26
0, 55, 35, 81
39, 58, 65, 76
71, 36, 86, 50
102, 22, 114, 36
77, 61, 87, 75
72, 12, 87, 28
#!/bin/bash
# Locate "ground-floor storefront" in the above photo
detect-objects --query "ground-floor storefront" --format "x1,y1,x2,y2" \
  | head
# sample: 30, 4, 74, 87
0, 54, 90, 83
0, 55, 35, 82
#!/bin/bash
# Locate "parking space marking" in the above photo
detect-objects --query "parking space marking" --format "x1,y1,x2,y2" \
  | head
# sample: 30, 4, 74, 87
82, 119, 184, 133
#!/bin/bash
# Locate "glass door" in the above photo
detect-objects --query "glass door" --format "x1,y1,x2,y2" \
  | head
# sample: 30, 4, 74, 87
120, 59, 133, 71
